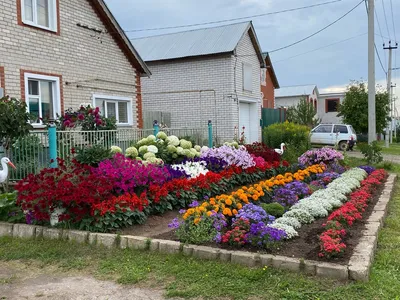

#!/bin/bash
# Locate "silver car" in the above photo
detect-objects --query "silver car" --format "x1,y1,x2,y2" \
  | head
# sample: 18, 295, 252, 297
310, 124, 357, 151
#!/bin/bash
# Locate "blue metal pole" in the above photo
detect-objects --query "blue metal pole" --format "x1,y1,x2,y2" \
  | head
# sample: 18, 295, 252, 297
208, 120, 213, 148
48, 122, 57, 168
153, 120, 159, 137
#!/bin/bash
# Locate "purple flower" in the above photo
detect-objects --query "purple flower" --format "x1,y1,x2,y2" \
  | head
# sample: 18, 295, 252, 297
25, 211, 34, 225
358, 165, 375, 175
168, 218, 181, 229
233, 203, 275, 224
245, 222, 286, 248
188, 201, 199, 208
200, 145, 255, 169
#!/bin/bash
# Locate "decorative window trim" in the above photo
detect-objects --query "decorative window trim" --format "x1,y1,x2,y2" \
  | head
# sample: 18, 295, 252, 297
92, 94, 133, 126
325, 98, 340, 113
23, 72, 62, 127
17, 0, 60, 34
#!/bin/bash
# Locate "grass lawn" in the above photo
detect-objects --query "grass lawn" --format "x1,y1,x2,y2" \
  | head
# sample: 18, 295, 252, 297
0, 160, 399, 299
355, 141, 400, 156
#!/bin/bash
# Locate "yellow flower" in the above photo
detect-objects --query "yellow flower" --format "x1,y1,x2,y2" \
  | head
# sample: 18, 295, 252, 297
194, 218, 200, 225
225, 198, 233, 206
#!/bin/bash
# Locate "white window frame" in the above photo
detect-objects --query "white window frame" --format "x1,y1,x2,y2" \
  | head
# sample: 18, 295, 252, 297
243, 63, 253, 92
21, 0, 58, 32
92, 94, 133, 126
24, 72, 61, 127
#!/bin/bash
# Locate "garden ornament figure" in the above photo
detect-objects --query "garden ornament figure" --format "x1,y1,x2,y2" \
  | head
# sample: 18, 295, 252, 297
274, 143, 286, 155
0, 157, 16, 183
347, 136, 355, 151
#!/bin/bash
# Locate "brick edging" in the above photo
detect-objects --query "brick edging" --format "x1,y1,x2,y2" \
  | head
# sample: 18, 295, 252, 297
0, 174, 396, 281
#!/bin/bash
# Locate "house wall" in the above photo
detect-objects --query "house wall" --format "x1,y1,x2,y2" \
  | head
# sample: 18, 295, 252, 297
141, 55, 235, 143
318, 94, 345, 124
0, 0, 140, 127
141, 30, 262, 144
274, 95, 310, 109
234, 32, 262, 143
261, 67, 275, 108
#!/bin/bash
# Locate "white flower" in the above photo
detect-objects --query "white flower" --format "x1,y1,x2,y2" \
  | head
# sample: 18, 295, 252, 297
125, 146, 138, 158
171, 161, 209, 178
156, 131, 167, 140
283, 209, 315, 224
291, 200, 329, 218
147, 145, 159, 154
180, 139, 192, 149
275, 217, 302, 229
268, 223, 298, 239
194, 145, 201, 152
139, 145, 148, 154
166, 135, 180, 146
143, 152, 156, 160
176, 147, 184, 155
110, 146, 122, 154
147, 135, 156, 143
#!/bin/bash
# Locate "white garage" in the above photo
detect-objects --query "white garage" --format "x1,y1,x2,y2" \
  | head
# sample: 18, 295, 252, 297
239, 100, 259, 144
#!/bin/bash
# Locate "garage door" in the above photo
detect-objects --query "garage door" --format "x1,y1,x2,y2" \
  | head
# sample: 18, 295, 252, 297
239, 102, 251, 143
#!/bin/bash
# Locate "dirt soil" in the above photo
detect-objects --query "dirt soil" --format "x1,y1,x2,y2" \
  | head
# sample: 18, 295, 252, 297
152, 177, 387, 264
0, 261, 170, 300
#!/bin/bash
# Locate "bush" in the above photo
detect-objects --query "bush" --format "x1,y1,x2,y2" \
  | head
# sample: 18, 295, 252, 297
263, 122, 310, 162
358, 141, 383, 164
261, 203, 285, 218
74, 144, 112, 167
0, 192, 25, 223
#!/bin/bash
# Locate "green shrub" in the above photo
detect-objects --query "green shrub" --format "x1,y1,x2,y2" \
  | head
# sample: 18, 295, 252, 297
0, 192, 25, 223
175, 217, 217, 245
260, 203, 285, 218
263, 122, 311, 163
358, 141, 383, 164
75, 144, 112, 167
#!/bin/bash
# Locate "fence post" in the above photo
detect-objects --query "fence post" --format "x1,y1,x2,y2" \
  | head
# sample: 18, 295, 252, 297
153, 120, 159, 137
208, 120, 213, 148
48, 120, 57, 168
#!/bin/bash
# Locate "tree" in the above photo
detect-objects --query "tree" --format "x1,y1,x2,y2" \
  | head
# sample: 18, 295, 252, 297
0, 96, 33, 158
338, 81, 390, 134
286, 96, 319, 128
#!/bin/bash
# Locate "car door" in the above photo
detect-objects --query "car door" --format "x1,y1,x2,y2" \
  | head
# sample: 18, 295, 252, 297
333, 125, 349, 144
310, 124, 333, 144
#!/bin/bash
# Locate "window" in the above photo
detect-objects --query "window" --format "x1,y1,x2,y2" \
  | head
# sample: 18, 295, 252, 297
21, 0, 57, 32
314, 125, 333, 133
260, 68, 266, 86
93, 95, 133, 125
326, 98, 340, 113
334, 125, 348, 134
24, 73, 61, 125
243, 63, 252, 92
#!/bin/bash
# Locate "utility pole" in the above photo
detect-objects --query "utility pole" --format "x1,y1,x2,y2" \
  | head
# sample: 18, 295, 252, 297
383, 41, 398, 147
390, 84, 396, 143
368, 0, 376, 144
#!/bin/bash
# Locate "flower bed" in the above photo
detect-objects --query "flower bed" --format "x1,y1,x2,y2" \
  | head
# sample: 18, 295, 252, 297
319, 168, 387, 258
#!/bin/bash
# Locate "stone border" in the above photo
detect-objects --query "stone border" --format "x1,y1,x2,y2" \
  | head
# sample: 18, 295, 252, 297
0, 174, 396, 282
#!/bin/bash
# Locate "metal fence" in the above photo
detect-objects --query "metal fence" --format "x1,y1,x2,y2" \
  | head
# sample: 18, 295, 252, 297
1, 127, 211, 180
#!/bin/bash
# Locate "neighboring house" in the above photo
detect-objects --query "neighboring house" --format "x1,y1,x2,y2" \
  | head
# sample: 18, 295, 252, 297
0, 0, 150, 129
261, 52, 279, 108
132, 21, 265, 143
274, 84, 319, 110
318, 92, 346, 124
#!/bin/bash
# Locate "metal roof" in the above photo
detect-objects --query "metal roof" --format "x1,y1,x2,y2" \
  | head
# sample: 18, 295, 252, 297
132, 22, 257, 62
275, 85, 318, 98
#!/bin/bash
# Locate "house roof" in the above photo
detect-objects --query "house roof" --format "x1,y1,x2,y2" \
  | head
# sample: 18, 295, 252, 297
262, 52, 279, 88
131, 22, 265, 66
275, 84, 318, 98
90, 0, 151, 77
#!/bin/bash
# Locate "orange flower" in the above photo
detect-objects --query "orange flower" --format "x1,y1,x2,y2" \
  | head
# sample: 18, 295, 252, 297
194, 218, 200, 225
232, 209, 238, 215
225, 198, 233, 206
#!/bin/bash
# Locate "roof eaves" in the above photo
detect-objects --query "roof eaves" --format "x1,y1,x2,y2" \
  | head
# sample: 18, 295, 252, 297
262, 52, 279, 88
245, 22, 266, 68
92, 0, 151, 77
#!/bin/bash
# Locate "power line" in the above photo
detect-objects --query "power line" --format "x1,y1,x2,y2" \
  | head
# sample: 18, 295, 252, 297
389, 0, 397, 41
268, 0, 364, 53
381, 0, 391, 39
375, 7, 387, 65
123, 0, 342, 33
274, 33, 367, 63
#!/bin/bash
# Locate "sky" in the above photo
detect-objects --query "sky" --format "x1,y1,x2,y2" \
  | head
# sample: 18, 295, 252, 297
105, 0, 400, 114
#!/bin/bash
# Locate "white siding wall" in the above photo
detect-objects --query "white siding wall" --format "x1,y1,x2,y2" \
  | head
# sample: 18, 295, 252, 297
274, 95, 311, 109
0, 0, 140, 127
318, 94, 345, 124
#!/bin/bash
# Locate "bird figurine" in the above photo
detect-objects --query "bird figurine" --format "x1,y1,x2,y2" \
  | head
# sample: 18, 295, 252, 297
0, 157, 16, 183
274, 143, 286, 155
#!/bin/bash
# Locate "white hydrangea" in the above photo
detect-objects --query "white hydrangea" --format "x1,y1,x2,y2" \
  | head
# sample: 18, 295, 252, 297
268, 223, 298, 239
147, 135, 156, 143
138, 145, 148, 154
166, 135, 180, 146
275, 217, 302, 230
180, 139, 193, 149
283, 209, 315, 224
147, 145, 159, 154
136, 138, 148, 147
201, 146, 209, 153
110, 146, 122, 154
143, 152, 156, 160
176, 147, 184, 155
194, 145, 201, 152
156, 131, 167, 140
125, 146, 138, 158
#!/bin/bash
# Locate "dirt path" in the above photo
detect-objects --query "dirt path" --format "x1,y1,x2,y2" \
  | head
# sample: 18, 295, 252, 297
0, 261, 167, 300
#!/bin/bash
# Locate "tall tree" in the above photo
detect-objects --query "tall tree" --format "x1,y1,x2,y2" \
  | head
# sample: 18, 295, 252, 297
338, 81, 390, 133
286, 96, 319, 128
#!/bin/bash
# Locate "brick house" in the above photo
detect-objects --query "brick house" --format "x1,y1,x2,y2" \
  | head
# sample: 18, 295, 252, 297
0, 0, 150, 128
132, 22, 265, 143
261, 52, 279, 109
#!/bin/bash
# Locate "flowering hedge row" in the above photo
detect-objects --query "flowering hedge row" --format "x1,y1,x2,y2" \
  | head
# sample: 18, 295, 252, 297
319, 168, 387, 258
182, 164, 325, 223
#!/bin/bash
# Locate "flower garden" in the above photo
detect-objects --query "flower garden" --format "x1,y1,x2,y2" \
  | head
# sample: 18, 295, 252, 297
1, 131, 389, 264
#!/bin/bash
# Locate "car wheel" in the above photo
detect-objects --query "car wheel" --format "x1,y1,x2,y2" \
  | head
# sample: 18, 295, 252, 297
338, 141, 347, 151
